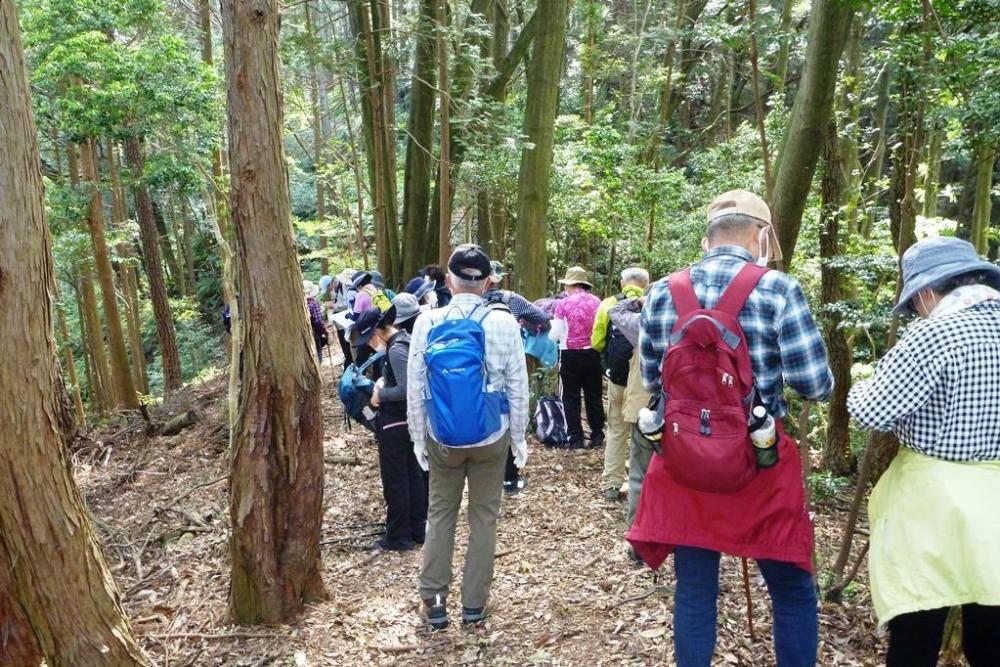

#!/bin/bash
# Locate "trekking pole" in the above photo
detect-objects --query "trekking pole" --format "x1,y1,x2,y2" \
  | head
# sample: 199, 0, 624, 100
741, 557, 757, 641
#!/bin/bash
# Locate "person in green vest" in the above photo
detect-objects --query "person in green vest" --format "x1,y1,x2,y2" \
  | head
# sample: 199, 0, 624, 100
591, 267, 649, 502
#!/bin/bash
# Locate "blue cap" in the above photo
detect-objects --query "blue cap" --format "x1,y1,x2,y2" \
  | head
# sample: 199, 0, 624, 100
894, 237, 1000, 315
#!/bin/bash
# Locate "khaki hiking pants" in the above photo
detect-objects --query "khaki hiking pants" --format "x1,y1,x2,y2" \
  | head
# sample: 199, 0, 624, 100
627, 424, 655, 527
419, 432, 509, 609
602, 381, 630, 492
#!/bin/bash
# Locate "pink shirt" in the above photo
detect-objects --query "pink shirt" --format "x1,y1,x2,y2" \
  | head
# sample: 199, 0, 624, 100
554, 291, 601, 349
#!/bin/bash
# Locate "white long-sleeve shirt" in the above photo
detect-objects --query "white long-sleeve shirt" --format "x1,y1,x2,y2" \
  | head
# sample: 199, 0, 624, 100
407, 293, 530, 449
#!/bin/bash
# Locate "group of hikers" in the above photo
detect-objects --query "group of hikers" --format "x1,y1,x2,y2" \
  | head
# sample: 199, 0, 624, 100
301, 188, 1000, 665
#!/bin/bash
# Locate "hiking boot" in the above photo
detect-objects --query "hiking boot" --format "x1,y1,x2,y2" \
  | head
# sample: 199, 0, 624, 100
374, 537, 416, 552
419, 595, 448, 630
628, 546, 644, 566
603, 487, 623, 503
589, 433, 606, 449
567, 439, 586, 450
462, 600, 492, 625
503, 478, 528, 495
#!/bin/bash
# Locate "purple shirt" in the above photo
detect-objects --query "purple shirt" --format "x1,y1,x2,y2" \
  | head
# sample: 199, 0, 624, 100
554, 291, 601, 349
306, 297, 323, 327
353, 290, 373, 314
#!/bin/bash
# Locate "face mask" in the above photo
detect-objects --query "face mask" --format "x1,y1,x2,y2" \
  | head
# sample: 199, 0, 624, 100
756, 226, 771, 267
371, 334, 386, 352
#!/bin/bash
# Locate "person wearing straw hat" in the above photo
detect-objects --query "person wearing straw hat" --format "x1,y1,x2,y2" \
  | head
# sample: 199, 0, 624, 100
847, 236, 1000, 666
629, 190, 832, 666
303, 279, 327, 363
353, 306, 428, 552
549, 266, 605, 449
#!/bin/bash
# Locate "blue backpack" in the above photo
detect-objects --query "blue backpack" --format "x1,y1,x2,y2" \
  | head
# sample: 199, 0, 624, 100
423, 306, 508, 446
338, 351, 386, 431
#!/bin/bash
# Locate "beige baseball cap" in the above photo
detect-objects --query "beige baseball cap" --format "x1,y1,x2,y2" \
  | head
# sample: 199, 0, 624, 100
706, 190, 782, 262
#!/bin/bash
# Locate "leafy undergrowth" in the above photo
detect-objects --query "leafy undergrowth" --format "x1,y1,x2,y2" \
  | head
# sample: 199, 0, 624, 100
77, 363, 890, 666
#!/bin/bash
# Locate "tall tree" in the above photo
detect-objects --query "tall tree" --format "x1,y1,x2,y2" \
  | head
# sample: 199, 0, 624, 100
123, 136, 184, 392
513, 0, 570, 299
0, 1, 146, 661
220, 0, 327, 623
401, 0, 438, 278
772, 0, 856, 264
80, 138, 139, 409
436, 0, 451, 264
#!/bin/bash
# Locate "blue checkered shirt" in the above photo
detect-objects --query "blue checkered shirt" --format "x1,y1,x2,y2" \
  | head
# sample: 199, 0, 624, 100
847, 300, 1000, 461
639, 246, 833, 417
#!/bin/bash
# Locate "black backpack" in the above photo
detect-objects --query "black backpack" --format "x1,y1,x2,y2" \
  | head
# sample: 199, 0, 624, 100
603, 294, 633, 385
534, 395, 570, 448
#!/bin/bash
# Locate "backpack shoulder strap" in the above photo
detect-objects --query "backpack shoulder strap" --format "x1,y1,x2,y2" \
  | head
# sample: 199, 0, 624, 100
715, 263, 770, 317
357, 350, 386, 374
668, 268, 701, 316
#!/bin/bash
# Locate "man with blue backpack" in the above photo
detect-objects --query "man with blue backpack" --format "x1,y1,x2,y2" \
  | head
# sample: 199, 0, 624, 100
407, 244, 530, 630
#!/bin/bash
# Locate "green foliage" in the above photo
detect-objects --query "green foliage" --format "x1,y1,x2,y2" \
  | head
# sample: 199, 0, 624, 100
808, 471, 852, 503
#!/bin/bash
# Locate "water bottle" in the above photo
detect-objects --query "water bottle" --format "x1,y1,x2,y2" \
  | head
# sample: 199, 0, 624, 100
749, 405, 778, 468
637, 396, 665, 455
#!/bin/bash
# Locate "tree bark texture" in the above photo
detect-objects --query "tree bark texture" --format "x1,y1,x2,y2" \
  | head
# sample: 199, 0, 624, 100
107, 138, 149, 395
151, 198, 185, 296
220, 0, 327, 624
57, 303, 87, 426
401, 0, 437, 279
772, 0, 855, 265
436, 0, 451, 265
818, 121, 852, 476
971, 145, 997, 255
0, 3, 147, 662
124, 136, 184, 392
305, 0, 330, 275
79, 265, 113, 412
81, 139, 139, 409
514, 0, 570, 300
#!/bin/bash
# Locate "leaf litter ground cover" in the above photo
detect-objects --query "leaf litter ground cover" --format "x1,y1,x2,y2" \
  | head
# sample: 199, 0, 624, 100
75, 367, 892, 666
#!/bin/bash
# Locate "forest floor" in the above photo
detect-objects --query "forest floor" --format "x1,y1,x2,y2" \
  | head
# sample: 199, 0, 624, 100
75, 363, 890, 667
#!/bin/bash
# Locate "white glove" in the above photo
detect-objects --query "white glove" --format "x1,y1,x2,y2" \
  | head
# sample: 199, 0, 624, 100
511, 440, 528, 469
413, 440, 429, 472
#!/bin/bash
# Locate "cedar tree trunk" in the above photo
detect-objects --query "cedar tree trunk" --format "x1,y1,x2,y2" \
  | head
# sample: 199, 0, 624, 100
220, 0, 327, 624
0, 3, 147, 662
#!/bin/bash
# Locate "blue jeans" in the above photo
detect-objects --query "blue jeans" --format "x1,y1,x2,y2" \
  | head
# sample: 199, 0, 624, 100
674, 546, 817, 667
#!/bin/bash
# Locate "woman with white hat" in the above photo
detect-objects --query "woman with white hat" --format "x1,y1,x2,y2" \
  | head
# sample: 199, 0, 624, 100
847, 236, 1000, 666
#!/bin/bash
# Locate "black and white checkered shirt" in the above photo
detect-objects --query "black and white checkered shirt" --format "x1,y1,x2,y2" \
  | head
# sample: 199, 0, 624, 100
848, 300, 1000, 461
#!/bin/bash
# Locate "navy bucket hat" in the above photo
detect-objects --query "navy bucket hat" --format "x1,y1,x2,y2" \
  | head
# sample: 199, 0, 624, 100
894, 236, 1000, 316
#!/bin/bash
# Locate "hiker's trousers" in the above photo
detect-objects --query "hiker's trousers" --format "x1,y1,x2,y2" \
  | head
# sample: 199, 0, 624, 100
377, 421, 427, 547
627, 424, 654, 527
673, 546, 817, 667
601, 381, 630, 491
560, 348, 605, 444
887, 604, 1000, 666
419, 433, 509, 608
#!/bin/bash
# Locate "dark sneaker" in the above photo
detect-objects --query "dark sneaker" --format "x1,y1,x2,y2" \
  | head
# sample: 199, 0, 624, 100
462, 602, 491, 625
567, 439, 586, 450
374, 537, 416, 552
589, 434, 606, 449
419, 595, 448, 630
503, 478, 528, 495
628, 546, 644, 565
603, 487, 623, 502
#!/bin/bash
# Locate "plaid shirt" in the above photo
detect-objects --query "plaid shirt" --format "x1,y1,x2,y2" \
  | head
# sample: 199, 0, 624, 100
306, 297, 323, 327
407, 293, 530, 448
848, 300, 1000, 461
640, 246, 833, 417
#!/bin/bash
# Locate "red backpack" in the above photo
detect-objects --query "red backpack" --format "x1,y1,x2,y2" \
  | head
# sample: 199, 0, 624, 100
659, 263, 769, 493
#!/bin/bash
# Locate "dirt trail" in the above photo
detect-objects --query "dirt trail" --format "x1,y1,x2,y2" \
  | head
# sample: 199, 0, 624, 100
76, 369, 885, 666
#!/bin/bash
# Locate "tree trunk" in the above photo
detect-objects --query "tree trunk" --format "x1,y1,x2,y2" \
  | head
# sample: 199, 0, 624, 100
107, 138, 149, 395
861, 64, 892, 239
81, 138, 138, 409
0, 4, 147, 661
771, 0, 795, 97
336, 71, 371, 267
401, 0, 437, 278
124, 136, 184, 393
513, 0, 570, 299
220, 0, 327, 624
369, 0, 401, 284
78, 267, 113, 412
581, 0, 598, 125
971, 145, 997, 255
56, 303, 87, 427
818, 121, 852, 475
921, 127, 942, 218
151, 198, 185, 296
305, 0, 329, 275
436, 0, 451, 264
772, 0, 856, 264
477, 0, 510, 257
180, 195, 197, 294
